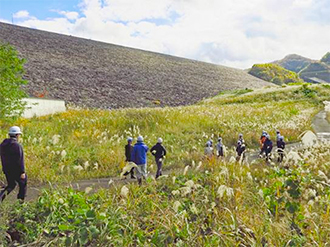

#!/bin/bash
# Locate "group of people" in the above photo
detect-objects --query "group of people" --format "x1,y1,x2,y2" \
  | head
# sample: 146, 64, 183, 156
204, 130, 286, 162
124, 136, 167, 185
0, 125, 286, 202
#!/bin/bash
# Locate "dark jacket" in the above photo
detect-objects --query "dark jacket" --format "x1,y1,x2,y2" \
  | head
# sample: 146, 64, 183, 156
125, 144, 133, 162
277, 140, 285, 151
263, 139, 273, 153
150, 143, 166, 159
132, 142, 149, 165
0, 138, 25, 175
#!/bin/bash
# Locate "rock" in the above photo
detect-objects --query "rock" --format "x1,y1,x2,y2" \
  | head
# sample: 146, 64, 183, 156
301, 131, 318, 147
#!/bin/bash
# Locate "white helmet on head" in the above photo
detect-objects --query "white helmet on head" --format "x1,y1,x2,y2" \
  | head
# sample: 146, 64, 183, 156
127, 137, 133, 142
9, 126, 22, 136
157, 138, 163, 143
137, 136, 144, 142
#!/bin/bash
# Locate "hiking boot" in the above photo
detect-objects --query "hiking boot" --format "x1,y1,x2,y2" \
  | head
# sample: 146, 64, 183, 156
138, 178, 142, 186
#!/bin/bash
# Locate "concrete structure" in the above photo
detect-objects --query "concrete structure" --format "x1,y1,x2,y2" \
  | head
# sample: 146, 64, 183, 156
22, 98, 66, 118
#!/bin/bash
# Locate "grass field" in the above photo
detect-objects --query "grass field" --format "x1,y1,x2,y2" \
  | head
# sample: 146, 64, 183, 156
0, 84, 328, 184
1, 84, 330, 246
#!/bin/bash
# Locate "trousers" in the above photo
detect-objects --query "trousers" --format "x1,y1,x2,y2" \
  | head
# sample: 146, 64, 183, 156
0, 173, 27, 201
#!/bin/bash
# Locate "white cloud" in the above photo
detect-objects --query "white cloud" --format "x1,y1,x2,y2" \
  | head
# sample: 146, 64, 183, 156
13, 10, 30, 19
7, 0, 330, 68
57, 11, 79, 20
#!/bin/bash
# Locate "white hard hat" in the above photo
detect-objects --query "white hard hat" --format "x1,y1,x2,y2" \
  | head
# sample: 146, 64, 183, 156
157, 138, 163, 143
137, 136, 144, 142
9, 126, 22, 135
127, 137, 133, 142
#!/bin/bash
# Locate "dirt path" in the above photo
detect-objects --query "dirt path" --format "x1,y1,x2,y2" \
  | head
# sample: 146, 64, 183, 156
312, 110, 330, 141
3, 106, 330, 203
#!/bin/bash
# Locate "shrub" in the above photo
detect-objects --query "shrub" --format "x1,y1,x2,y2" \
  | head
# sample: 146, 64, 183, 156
0, 43, 28, 120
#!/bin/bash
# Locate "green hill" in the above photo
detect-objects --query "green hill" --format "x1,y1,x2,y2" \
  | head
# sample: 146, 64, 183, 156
248, 63, 302, 85
273, 54, 313, 73
299, 61, 330, 83
321, 52, 330, 65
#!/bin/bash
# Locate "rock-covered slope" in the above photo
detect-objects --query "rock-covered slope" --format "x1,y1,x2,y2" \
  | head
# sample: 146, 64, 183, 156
0, 22, 271, 108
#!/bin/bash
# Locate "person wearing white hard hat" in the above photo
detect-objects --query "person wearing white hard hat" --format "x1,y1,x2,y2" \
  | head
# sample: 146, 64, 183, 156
123, 137, 136, 179
131, 136, 149, 185
0, 126, 27, 202
236, 134, 246, 162
204, 141, 214, 158
216, 137, 224, 158
150, 138, 167, 179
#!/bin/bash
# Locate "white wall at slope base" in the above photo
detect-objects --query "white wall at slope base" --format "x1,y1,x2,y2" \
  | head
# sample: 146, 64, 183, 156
22, 98, 66, 118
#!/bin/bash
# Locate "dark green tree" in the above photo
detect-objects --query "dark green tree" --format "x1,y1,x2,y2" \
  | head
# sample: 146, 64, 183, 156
0, 43, 28, 119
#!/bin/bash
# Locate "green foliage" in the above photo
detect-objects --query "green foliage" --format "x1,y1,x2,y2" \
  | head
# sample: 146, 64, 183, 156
320, 52, 330, 65
249, 63, 303, 85
2, 145, 330, 246
0, 43, 28, 119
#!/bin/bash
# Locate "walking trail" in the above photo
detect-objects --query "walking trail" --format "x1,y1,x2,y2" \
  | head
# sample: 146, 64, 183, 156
3, 106, 330, 202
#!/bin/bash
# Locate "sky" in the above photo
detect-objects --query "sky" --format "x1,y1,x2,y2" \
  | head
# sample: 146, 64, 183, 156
0, 0, 329, 69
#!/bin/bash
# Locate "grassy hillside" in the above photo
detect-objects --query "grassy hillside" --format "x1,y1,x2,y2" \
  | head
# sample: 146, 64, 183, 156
1, 85, 330, 246
321, 52, 330, 65
299, 62, 330, 83
0, 22, 270, 109
248, 63, 302, 85
0, 84, 328, 184
273, 54, 313, 73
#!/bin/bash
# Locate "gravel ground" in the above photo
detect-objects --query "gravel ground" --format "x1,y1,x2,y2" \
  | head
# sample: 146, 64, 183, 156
0, 22, 271, 109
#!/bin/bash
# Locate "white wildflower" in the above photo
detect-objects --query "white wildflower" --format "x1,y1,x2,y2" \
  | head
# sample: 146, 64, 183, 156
93, 163, 99, 170
195, 161, 203, 171
183, 165, 189, 175
172, 176, 176, 184
52, 134, 60, 145
58, 198, 64, 204
229, 156, 236, 164
247, 172, 253, 181
120, 185, 129, 198
60, 150, 67, 159
219, 167, 229, 178
180, 186, 192, 196
73, 165, 84, 172
318, 170, 329, 182
85, 187, 93, 194
171, 190, 180, 196
190, 204, 198, 214
173, 201, 181, 213
185, 180, 195, 188
84, 161, 90, 169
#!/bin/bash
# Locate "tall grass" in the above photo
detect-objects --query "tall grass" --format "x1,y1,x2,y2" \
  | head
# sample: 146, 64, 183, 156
0, 84, 328, 184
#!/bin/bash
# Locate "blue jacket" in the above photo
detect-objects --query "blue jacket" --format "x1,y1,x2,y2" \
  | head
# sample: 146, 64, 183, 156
132, 142, 149, 165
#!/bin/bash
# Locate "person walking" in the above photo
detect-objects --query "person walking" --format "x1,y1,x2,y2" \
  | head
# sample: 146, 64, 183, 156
263, 134, 273, 162
277, 135, 285, 162
150, 138, 167, 179
132, 136, 149, 185
0, 126, 27, 202
123, 137, 135, 179
259, 131, 267, 158
216, 137, 224, 158
236, 134, 246, 162
276, 130, 281, 142
204, 141, 214, 158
